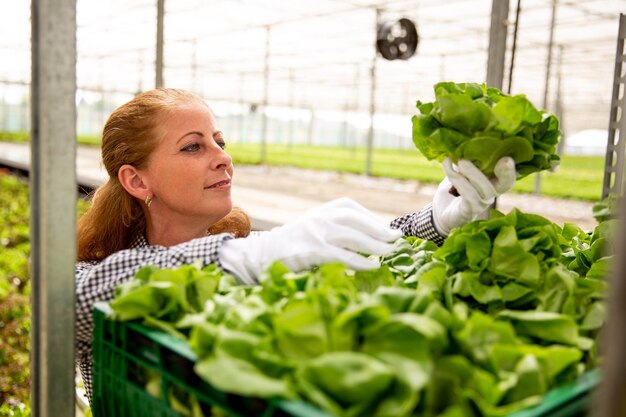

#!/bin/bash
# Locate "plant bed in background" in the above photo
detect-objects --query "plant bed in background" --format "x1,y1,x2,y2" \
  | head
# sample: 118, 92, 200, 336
0, 173, 91, 417
0, 135, 606, 201
0, 174, 31, 417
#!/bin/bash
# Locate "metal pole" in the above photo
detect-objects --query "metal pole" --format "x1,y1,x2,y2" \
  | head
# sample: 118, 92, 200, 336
30, 0, 77, 416
400, 86, 410, 149
98, 56, 104, 118
341, 102, 349, 148
486, 0, 510, 90
260, 26, 270, 163
595, 194, 626, 417
239, 72, 245, 142
507, 0, 522, 94
602, 14, 626, 200
1, 91, 5, 131
534, 0, 557, 195
156, 0, 165, 88
365, 9, 379, 176
542, 0, 557, 111
308, 108, 315, 146
485, 0, 509, 209
289, 68, 295, 150
555, 45, 566, 155
351, 64, 360, 153
439, 54, 446, 80
137, 50, 144, 94
191, 39, 197, 93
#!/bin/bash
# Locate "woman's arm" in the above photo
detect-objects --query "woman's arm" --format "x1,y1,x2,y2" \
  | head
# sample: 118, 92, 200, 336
390, 203, 446, 245
393, 157, 517, 244
75, 233, 232, 346
75, 233, 234, 395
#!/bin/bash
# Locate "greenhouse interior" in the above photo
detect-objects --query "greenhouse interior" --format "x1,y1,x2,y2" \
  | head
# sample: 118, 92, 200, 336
1, 1, 626, 416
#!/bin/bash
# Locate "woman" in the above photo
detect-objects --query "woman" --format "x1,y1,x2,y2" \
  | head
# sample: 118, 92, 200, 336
76, 88, 515, 399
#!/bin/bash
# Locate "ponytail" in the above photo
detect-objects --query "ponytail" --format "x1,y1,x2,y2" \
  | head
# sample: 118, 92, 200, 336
77, 179, 145, 262
208, 206, 252, 238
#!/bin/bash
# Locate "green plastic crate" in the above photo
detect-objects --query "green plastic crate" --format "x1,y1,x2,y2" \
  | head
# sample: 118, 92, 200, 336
91, 302, 600, 417
91, 302, 331, 417
506, 369, 599, 417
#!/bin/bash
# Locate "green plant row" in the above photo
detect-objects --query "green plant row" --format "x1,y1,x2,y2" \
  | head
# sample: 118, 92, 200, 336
0, 131, 101, 147
0, 133, 606, 201
225, 144, 605, 201
0, 174, 32, 417
0, 174, 91, 417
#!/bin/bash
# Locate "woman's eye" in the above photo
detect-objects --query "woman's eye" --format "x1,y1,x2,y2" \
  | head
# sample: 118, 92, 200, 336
216, 140, 226, 150
181, 143, 200, 152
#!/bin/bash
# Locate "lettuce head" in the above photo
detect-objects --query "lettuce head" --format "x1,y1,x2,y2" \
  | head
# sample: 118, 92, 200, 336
412, 82, 562, 178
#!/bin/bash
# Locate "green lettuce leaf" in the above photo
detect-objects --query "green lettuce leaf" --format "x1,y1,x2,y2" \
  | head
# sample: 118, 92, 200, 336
412, 81, 562, 177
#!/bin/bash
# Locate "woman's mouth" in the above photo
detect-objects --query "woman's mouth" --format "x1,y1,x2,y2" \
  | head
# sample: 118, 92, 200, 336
205, 179, 231, 189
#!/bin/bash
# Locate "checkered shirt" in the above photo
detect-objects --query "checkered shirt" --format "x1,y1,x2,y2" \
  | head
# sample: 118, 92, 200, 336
76, 204, 443, 403
75, 232, 234, 403
390, 203, 446, 246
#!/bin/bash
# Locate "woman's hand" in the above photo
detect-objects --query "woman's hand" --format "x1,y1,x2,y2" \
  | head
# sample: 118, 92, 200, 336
432, 157, 516, 236
218, 198, 402, 284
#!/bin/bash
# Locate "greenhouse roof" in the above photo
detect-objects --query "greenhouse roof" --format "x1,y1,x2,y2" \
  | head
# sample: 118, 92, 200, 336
2, 0, 625, 134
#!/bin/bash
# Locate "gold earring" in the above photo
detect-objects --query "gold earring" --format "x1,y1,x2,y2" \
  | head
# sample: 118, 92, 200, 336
145, 195, 153, 207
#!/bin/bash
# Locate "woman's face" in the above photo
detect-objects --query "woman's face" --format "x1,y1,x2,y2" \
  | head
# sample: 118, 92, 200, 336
142, 102, 234, 230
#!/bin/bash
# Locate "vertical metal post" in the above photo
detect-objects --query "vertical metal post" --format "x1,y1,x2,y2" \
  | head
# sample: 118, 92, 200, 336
486, 0, 509, 209
1, 90, 5, 131
288, 68, 295, 150
260, 26, 270, 163
137, 50, 144, 94
486, 0, 509, 90
602, 14, 626, 200
595, 194, 626, 417
307, 108, 315, 146
542, 0, 557, 112
21, 92, 29, 131
400, 86, 410, 149
535, 0, 557, 195
30, 0, 77, 416
555, 45, 566, 155
98, 56, 104, 120
507, 0, 522, 93
341, 102, 349, 148
365, 9, 379, 176
439, 54, 446, 80
156, 0, 165, 88
239, 72, 245, 142
191, 39, 198, 92
351, 64, 360, 153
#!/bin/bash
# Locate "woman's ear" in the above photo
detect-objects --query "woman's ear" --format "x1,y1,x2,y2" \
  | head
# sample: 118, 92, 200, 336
118, 164, 149, 200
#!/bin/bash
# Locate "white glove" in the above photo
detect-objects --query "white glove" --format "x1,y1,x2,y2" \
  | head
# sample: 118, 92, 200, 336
218, 198, 403, 284
432, 157, 516, 236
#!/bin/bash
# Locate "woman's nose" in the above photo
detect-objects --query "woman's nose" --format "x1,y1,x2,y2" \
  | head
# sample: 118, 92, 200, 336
213, 147, 232, 170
